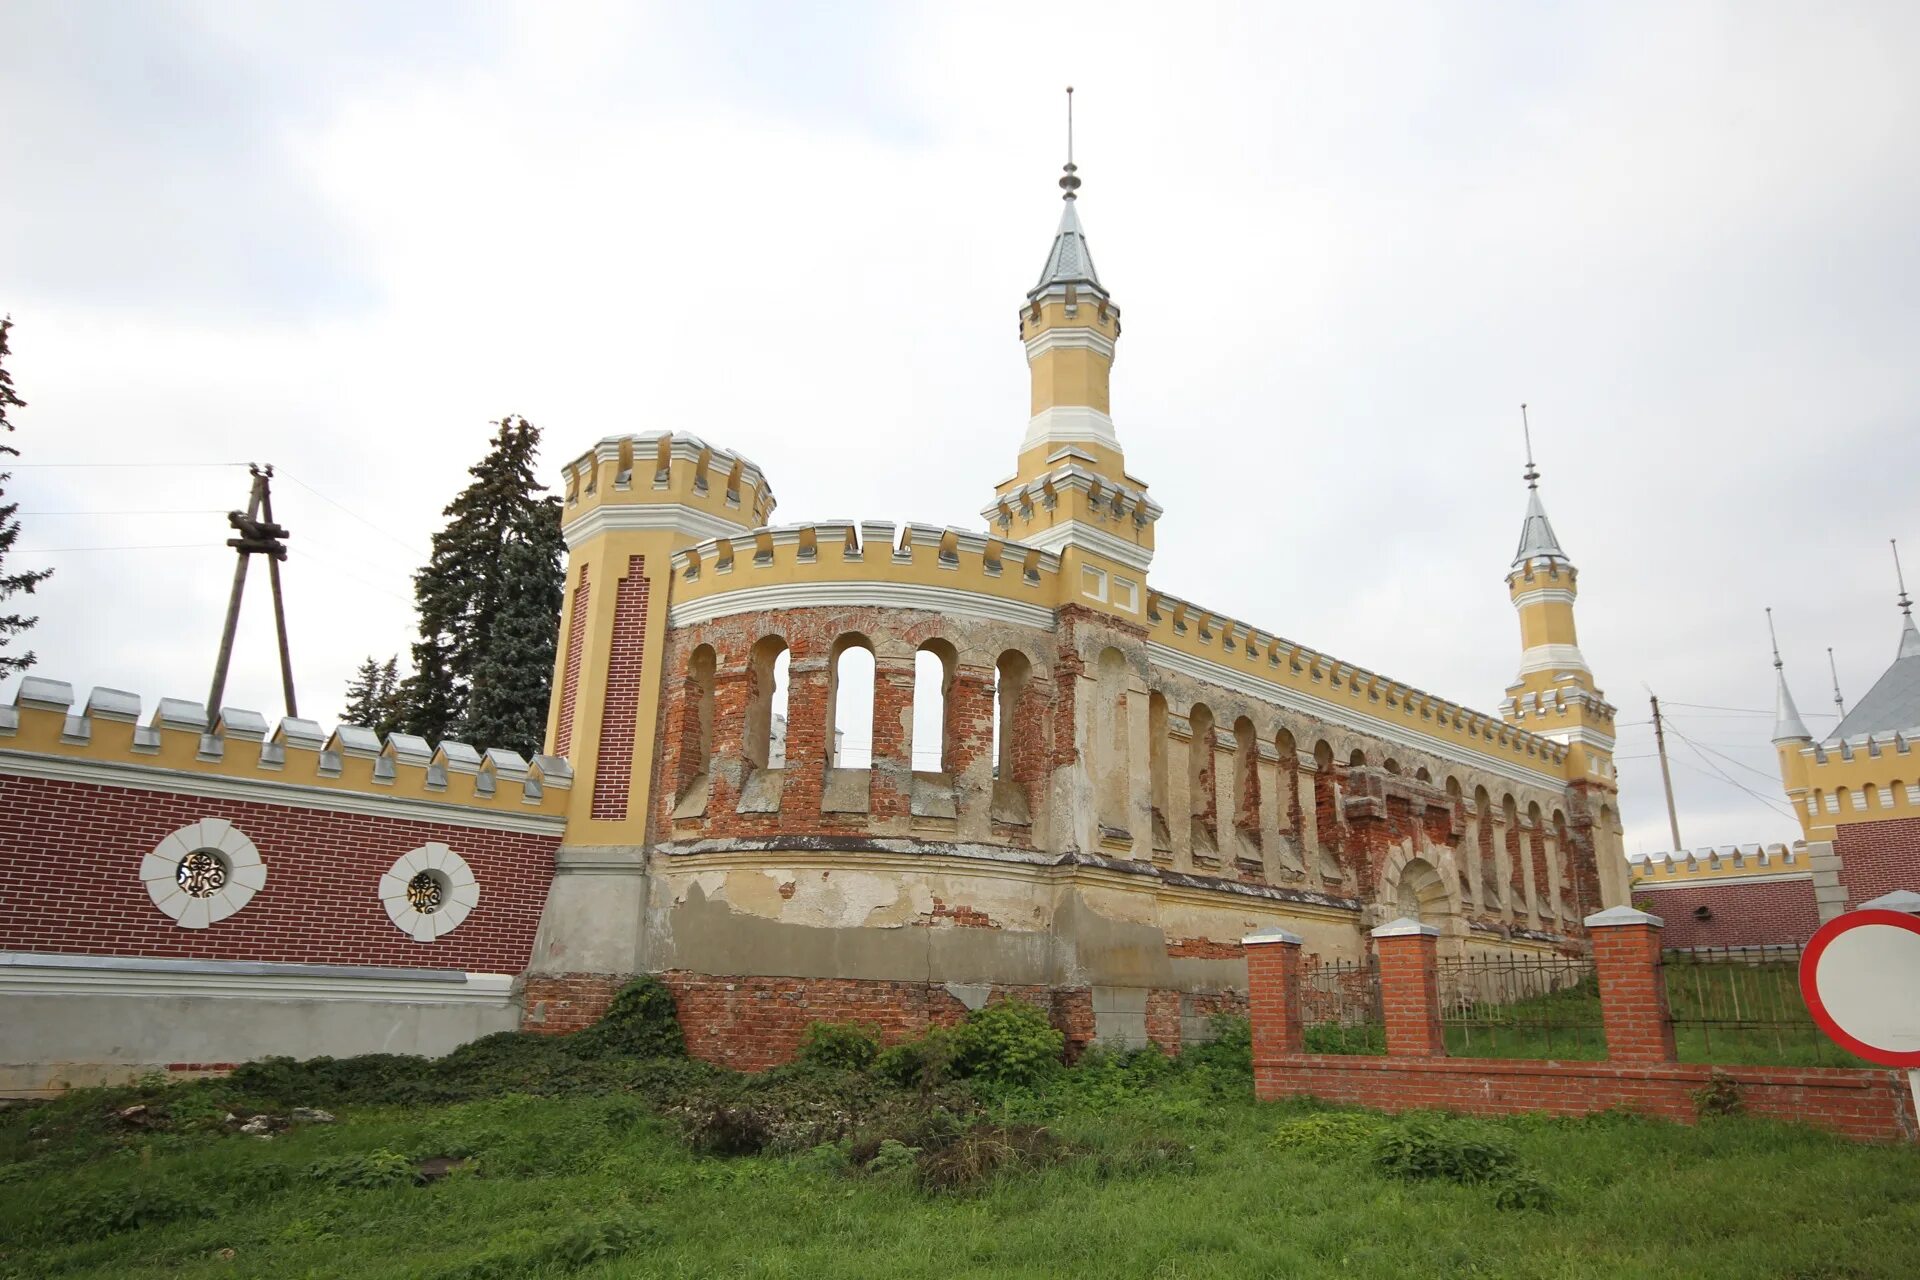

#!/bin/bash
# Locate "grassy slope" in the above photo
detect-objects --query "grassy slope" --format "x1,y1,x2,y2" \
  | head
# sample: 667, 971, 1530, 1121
5, 1067, 1919, 1279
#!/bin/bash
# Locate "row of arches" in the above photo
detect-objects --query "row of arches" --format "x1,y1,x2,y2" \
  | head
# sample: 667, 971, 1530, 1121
1814, 781, 1913, 819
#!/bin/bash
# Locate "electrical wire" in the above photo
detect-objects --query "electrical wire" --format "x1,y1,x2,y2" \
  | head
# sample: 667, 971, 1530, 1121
16, 542, 225, 553
7, 461, 248, 468
1666, 732, 1798, 821
20, 509, 226, 516
280, 474, 429, 558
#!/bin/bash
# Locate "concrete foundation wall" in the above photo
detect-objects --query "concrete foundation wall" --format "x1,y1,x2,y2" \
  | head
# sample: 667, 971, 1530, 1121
0, 952, 520, 1098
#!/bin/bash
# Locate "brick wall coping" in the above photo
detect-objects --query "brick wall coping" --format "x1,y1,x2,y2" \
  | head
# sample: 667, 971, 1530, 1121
1, 950, 476, 982
654, 837, 1366, 912
1259, 1052, 1899, 1092
1585, 905, 1664, 929
1372, 916, 1440, 938
1244, 927, 1304, 946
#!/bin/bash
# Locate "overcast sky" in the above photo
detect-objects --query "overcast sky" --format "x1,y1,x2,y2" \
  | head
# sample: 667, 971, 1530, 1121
3, 2, 1915, 857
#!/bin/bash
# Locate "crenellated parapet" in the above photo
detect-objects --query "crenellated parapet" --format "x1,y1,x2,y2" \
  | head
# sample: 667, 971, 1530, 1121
560, 432, 775, 547
1628, 843, 1808, 886
0, 677, 570, 828
1780, 728, 1920, 839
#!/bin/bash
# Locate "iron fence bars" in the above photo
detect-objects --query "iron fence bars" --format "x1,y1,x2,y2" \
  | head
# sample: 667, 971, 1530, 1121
1661, 945, 1861, 1067
1301, 957, 1385, 1054
1434, 951, 1608, 1060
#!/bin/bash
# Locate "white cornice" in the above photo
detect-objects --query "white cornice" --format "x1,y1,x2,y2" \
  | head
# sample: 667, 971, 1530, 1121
1511, 588, 1578, 608
1145, 641, 1566, 793
561, 502, 751, 550
667, 581, 1057, 631
0, 750, 568, 836
1516, 644, 1591, 676
1631, 872, 1813, 890
1024, 327, 1117, 361
0, 950, 518, 1004
1018, 520, 1155, 572
1020, 405, 1120, 451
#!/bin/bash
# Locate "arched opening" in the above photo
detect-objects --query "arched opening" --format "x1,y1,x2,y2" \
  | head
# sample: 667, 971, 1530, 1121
827, 635, 875, 769
1275, 727, 1298, 836
1863, 783, 1882, 811
1446, 777, 1469, 903
1232, 716, 1260, 847
991, 650, 1032, 825
1415, 766, 1431, 784
744, 637, 788, 769
1313, 739, 1338, 869
913, 642, 955, 773
1475, 785, 1500, 908
1096, 648, 1130, 834
1349, 748, 1367, 770
1891, 781, 1908, 810
672, 644, 716, 815
1189, 703, 1218, 855
1383, 758, 1402, 776
1503, 794, 1524, 906
1149, 692, 1171, 850
1394, 856, 1448, 922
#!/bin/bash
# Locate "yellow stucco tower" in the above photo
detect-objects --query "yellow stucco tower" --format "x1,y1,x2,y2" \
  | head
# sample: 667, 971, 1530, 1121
1499, 422, 1618, 789
982, 139, 1163, 624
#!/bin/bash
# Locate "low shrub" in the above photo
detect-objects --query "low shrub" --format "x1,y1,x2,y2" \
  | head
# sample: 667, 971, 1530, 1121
1270, 1110, 1392, 1158
1370, 1117, 1520, 1185
1692, 1070, 1744, 1117
951, 999, 1064, 1087
569, 977, 687, 1061
797, 1021, 882, 1073
41, 1185, 209, 1243
1180, 1013, 1252, 1073
432, 1212, 656, 1278
915, 1124, 1064, 1194
1491, 1169, 1560, 1211
304, 1149, 415, 1190
876, 1028, 957, 1090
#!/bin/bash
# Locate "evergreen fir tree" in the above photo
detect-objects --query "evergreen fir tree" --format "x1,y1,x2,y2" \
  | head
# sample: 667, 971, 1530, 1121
0, 316, 53, 675
461, 496, 564, 757
396, 417, 562, 750
340, 655, 405, 737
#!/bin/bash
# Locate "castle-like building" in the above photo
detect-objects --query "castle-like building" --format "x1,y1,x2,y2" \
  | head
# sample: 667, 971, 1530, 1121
0, 160, 1630, 1090
1626, 557, 1920, 946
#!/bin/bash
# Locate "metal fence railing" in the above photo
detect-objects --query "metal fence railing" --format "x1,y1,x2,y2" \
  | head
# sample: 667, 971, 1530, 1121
1662, 945, 1862, 1067
1437, 952, 1607, 1060
1302, 958, 1384, 1054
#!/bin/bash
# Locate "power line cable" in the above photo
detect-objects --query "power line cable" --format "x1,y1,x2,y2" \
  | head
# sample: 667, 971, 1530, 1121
1666, 731, 1797, 821
280, 474, 430, 558
21, 509, 226, 516
7, 461, 248, 469
18, 542, 225, 553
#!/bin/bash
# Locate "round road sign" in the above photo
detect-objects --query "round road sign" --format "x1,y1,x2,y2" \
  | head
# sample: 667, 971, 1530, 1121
1799, 909, 1920, 1068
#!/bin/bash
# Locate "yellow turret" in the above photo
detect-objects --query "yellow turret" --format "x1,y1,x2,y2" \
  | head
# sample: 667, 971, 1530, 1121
1500, 413, 1617, 787
983, 103, 1162, 623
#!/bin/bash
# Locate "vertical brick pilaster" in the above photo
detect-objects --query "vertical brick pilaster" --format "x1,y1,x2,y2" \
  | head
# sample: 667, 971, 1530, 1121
589, 555, 649, 821
781, 657, 831, 816
554, 566, 591, 758
948, 665, 996, 839
1588, 906, 1676, 1064
869, 656, 915, 823
1244, 927, 1304, 1059
1373, 918, 1444, 1057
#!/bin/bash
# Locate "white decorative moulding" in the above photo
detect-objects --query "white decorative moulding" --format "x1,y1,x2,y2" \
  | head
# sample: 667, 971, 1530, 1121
142, 818, 266, 929
380, 842, 480, 942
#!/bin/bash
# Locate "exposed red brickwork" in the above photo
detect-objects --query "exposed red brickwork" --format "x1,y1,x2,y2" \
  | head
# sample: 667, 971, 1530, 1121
1376, 932, 1445, 1056
522, 973, 623, 1033
1253, 1056, 1915, 1143
1167, 937, 1245, 959
1591, 920, 1677, 1063
869, 654, 913, 821
590, 555, 650, 820
0, 775, 559, 971
554, 565, 590, 758
927, 899, 997, 928
1635, 877, 1821, 948
1247, 940, 1305, 1058
1834, 814, 1920, 908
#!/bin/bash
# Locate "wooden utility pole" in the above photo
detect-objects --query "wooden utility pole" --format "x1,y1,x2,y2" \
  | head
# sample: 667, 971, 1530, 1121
1649, 693, 1683, 852
206, 464, 297, 718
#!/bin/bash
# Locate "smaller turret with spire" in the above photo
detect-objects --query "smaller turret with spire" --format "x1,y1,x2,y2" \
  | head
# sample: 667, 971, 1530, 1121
1768, 608, 1812, 745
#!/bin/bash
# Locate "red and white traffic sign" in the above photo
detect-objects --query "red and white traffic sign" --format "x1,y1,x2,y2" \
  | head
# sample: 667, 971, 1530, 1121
1800, 908, 1920, 1068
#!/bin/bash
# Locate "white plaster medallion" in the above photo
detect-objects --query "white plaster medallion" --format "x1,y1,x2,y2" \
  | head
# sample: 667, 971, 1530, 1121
142, 818, 266, 928
380, 842, 480, 942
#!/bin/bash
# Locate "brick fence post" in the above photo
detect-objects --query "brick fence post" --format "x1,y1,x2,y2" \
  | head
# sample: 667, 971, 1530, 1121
1244, 927, 1304, 1066
1586, 905, 1676, 1064
1373, 917, 1444, 1057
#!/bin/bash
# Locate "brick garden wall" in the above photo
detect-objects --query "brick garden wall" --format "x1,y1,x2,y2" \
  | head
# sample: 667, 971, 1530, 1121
0, 774, 560, 972
1634, 877, 1821, 948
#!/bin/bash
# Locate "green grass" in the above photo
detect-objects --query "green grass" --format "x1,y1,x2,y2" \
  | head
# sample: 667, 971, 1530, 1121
5, 1050, 1919, 1279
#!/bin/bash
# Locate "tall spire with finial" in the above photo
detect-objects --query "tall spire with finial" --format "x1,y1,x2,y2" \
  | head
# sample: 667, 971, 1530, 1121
1032, 86, 1104, 298
1895, 539, 1920, 660
1827, 647, 1846, 717
1512, 403, 1568, 566
1768, 607, 1812, 743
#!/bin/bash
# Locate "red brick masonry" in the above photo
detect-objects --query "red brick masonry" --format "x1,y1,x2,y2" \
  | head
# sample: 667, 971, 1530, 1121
0, 774, 561, 972
1635, 876, 1820, 948
1253, 1056, 1915, 1144
1835, 814, 1920, 911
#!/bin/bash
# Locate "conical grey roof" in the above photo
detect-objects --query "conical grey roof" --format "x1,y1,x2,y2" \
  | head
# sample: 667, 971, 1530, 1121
1772, 664, 1812, 743
1512, 483, 1569, 567
1031, 197, 1104, 297
1828, 616, 1920, 742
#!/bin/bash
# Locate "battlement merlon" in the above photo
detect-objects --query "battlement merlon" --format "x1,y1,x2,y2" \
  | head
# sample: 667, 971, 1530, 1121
560, 432, 775, 549
0, 678, 570, 831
